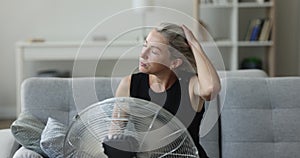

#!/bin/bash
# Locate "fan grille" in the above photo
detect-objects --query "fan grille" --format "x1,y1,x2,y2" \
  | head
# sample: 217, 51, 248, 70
64, 97, 199, 157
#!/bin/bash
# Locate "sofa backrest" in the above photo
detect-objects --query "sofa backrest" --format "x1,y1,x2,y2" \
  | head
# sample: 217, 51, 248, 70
200, 69, 268, 158
20, 69, 269, 158
220, 77, 300, 158
21, 69, 267, 126
217, 69, 268, 78
21, 77, 122, 125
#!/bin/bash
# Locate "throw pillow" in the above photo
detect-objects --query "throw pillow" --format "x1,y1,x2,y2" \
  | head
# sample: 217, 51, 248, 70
10, 111, 47, 157
40, 117, 68, 158
13, 147, 43, 158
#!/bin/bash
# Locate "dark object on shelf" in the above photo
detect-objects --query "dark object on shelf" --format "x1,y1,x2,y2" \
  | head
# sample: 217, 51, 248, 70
241, 57, 262, 69
37, 70, 71, 78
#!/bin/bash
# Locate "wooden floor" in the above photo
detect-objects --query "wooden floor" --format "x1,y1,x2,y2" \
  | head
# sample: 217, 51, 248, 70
0, 119, 15, 129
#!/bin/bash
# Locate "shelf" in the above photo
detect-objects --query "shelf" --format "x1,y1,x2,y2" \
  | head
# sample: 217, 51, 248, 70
238, 41, 273, 47
201, 40, 234, 47
16, 41, 140, 61
16, 41, 139, 48
238, 2, 273, 8
200, 3, 234, 9
199, 2, 273, 8
193, 0, 275, 76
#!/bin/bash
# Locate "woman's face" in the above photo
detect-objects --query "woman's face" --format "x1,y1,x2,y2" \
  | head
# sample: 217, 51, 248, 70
139, 29, 173, 74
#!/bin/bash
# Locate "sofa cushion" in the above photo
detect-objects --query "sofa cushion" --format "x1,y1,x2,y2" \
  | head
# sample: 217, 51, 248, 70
10, 112, 47, 157
269, 78, 300, 158
22, 77, 122, 126
40, 117, 68, 158
22, 78, 71, 125
13, 146, 43, 158
220, 77, 300, 158
220, 78, 274, 158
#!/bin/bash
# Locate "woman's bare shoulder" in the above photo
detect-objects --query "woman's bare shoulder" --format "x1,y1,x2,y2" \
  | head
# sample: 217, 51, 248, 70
115, 75, 131, 97
189, 75, 199, 86
189, 75, 200, 96
121, 75, 132, 83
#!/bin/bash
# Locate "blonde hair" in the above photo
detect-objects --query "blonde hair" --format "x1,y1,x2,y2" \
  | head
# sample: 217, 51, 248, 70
155, 23, 197, 73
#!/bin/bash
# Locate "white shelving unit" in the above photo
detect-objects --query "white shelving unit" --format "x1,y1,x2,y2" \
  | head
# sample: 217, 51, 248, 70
193, 0, 275, 76
15, 41, 139, 114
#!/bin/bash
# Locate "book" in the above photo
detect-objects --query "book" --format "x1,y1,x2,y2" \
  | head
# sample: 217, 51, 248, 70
245, 19, 257, 41
249, 19, 263, 41
259, 19, 272, 41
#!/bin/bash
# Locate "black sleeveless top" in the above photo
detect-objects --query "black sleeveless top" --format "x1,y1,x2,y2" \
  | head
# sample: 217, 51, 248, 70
130, 72, 208, 157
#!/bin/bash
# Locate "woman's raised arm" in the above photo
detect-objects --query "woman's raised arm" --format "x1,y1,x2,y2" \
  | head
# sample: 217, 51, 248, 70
182, 25, 221, 101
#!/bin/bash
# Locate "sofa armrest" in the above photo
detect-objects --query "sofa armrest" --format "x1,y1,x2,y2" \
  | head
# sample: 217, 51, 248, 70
0, 129, 20, 158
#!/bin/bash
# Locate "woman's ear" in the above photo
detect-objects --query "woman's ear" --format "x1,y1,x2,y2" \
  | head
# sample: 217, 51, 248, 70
170, 58, 183, 69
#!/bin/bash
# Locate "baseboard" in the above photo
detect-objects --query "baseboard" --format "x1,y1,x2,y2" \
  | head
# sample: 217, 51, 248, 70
0, 105, 16, 119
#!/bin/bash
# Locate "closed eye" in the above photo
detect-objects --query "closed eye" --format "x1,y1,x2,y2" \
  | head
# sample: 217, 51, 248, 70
152, 46, 162, 55
144, 40, 162, 55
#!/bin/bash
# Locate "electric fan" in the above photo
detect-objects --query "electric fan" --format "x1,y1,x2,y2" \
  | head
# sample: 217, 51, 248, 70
63, 97, 199, 158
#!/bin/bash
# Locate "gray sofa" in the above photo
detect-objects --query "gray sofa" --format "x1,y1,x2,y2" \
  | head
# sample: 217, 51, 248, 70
2, 70, 300, 158
200, 76, 300, 158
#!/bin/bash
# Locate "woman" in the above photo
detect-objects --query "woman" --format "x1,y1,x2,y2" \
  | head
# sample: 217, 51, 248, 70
114, 23, 221, 157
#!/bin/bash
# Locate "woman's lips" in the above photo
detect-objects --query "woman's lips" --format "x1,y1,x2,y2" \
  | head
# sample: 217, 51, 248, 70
140, 61, 148, 67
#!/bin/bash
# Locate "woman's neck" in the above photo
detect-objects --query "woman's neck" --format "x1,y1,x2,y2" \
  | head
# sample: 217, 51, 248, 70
149, 71, 177, 93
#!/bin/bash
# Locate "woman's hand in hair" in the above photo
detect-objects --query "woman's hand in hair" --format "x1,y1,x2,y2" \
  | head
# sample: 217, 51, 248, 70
181, 25, 198, 47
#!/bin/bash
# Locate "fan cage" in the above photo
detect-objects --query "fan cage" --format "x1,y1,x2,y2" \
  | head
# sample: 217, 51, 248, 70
63, 97, 199, 157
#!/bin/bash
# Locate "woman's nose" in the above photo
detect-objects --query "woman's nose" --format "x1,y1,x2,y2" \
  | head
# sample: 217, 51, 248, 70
140, 48, 149, 59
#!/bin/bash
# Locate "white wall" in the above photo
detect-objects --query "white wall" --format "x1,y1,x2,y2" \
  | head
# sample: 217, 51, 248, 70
0, 0, 193, 118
